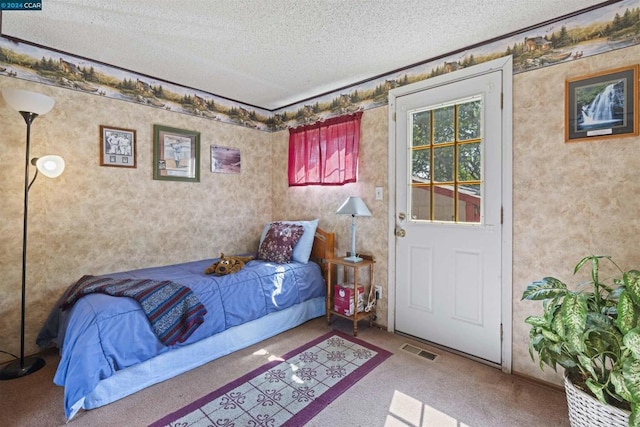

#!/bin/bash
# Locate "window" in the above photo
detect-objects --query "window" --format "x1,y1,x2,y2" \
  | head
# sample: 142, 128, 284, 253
410, 96, 482, 223
288, 111, 362, 186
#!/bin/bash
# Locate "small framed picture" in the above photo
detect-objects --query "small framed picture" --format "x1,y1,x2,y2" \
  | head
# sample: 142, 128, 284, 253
99, 125, 136, 167
211, 145, 241, 174
565, 65, 639, 142
153, 125, 200, 182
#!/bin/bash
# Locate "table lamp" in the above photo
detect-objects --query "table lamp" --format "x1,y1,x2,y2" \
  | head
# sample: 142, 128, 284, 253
336, 196, 371, 263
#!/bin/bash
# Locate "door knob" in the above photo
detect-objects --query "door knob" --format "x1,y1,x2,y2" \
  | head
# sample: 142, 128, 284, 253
395, 228, 406, 237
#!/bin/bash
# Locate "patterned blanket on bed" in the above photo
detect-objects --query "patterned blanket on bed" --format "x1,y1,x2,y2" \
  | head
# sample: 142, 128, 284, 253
60, 275, 207, 346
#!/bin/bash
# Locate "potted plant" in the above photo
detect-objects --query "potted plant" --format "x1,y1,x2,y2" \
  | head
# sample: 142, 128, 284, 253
522, 255, 640, 427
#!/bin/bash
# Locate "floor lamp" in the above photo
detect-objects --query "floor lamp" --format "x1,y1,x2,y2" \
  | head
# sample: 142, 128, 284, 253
0, 88, 64, 381
336, 196, 372, 263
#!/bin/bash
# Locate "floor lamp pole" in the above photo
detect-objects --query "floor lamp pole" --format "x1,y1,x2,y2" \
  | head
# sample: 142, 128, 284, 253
0, 111, 46, 380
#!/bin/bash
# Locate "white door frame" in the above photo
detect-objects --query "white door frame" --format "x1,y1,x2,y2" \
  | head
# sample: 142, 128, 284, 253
387, 56, 513, 373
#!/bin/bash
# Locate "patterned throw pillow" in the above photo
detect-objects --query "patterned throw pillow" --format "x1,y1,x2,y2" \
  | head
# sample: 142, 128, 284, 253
258, 222, 305, 263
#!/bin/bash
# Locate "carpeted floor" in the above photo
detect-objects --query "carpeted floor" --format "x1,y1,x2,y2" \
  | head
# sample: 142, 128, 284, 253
2, 317, 570, 427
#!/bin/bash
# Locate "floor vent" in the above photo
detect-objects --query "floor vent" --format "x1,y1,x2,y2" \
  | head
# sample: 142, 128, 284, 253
401, 343, 438, 360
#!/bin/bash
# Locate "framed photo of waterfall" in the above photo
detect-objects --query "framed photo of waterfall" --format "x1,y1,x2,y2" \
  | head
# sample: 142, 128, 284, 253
565, 65, 638, 142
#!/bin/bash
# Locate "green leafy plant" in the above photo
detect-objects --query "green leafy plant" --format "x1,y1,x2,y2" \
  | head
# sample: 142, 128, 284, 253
522, 255, 640, 427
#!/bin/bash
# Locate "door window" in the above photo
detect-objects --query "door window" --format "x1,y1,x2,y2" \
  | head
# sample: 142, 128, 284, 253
409, 96, 482, 223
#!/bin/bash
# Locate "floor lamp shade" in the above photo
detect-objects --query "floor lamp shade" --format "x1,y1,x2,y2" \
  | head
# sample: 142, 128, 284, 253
2, 88, 55, 115
0, 88, 58, 381
34, 155, 65, 178
336, 196, 372, 263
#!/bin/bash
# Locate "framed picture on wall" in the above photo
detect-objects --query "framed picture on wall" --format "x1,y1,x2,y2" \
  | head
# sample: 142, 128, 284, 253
153, 125, 200, 182
565, 65, 639, 142
99, 125, 137, 167
211, 145, 241, 174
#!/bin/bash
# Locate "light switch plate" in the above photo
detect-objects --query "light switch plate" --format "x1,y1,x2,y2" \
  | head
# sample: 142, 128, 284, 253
375, 187, 383, 200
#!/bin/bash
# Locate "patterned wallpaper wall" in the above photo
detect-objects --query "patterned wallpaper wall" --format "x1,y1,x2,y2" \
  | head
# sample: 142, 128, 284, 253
511, 43, 640, 384
271, 108, 390, 322
0, 77, 273, 364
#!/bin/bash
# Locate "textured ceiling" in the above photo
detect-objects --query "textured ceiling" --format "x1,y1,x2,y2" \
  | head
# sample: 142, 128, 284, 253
1, 0, 609, 110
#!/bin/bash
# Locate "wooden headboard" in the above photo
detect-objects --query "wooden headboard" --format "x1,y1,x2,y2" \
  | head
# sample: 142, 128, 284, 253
310, 227, 335, 281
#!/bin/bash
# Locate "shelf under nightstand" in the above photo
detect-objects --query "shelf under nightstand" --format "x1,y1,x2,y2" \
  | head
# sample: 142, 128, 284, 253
325, 253, 375, 336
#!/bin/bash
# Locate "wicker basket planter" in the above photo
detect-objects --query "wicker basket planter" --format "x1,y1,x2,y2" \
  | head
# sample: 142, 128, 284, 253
564, 374, 630, 427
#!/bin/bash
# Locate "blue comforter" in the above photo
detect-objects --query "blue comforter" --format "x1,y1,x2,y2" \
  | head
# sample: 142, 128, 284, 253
38, 258, 325, 419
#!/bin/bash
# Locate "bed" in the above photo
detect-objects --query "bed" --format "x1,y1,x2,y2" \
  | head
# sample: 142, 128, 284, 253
37, 223, 335, 421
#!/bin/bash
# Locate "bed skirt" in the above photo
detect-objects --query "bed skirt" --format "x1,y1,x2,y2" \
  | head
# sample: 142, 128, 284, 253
69, 296, 326, 419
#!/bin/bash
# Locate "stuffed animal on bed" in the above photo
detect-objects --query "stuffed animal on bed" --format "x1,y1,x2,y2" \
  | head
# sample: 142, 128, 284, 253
204, 253, 255, 276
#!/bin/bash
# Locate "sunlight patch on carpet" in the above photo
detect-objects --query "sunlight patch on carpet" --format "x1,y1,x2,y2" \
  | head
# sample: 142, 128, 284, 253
150, 330, 392, 427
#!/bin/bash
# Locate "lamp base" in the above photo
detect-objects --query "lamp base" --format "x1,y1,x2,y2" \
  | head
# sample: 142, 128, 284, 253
0, 356, 45, 380
343, 255, 364, 263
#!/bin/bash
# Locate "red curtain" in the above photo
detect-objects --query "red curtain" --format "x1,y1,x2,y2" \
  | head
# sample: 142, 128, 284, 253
288, 111, 363, 186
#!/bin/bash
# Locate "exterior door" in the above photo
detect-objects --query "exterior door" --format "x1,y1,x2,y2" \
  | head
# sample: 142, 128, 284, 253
394, 68, 503, 364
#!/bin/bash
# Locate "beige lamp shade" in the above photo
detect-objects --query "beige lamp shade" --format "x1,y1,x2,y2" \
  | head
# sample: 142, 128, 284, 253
2, 88, 55, 115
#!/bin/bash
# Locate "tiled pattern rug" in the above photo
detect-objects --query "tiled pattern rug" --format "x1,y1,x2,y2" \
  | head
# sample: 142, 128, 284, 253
150, 330, 392, 427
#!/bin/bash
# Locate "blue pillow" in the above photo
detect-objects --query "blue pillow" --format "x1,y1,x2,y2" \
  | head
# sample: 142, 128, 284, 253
259, 219, 319, 264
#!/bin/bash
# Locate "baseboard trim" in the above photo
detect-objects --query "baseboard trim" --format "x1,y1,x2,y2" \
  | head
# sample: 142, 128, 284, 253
372, 322, 387, 331
511, 371, 565, 393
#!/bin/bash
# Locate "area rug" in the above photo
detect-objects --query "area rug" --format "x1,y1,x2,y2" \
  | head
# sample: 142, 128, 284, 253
149, 330, 392, 427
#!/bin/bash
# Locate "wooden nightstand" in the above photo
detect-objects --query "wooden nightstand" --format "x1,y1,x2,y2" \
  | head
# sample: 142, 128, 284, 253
326, 253, 375, 336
